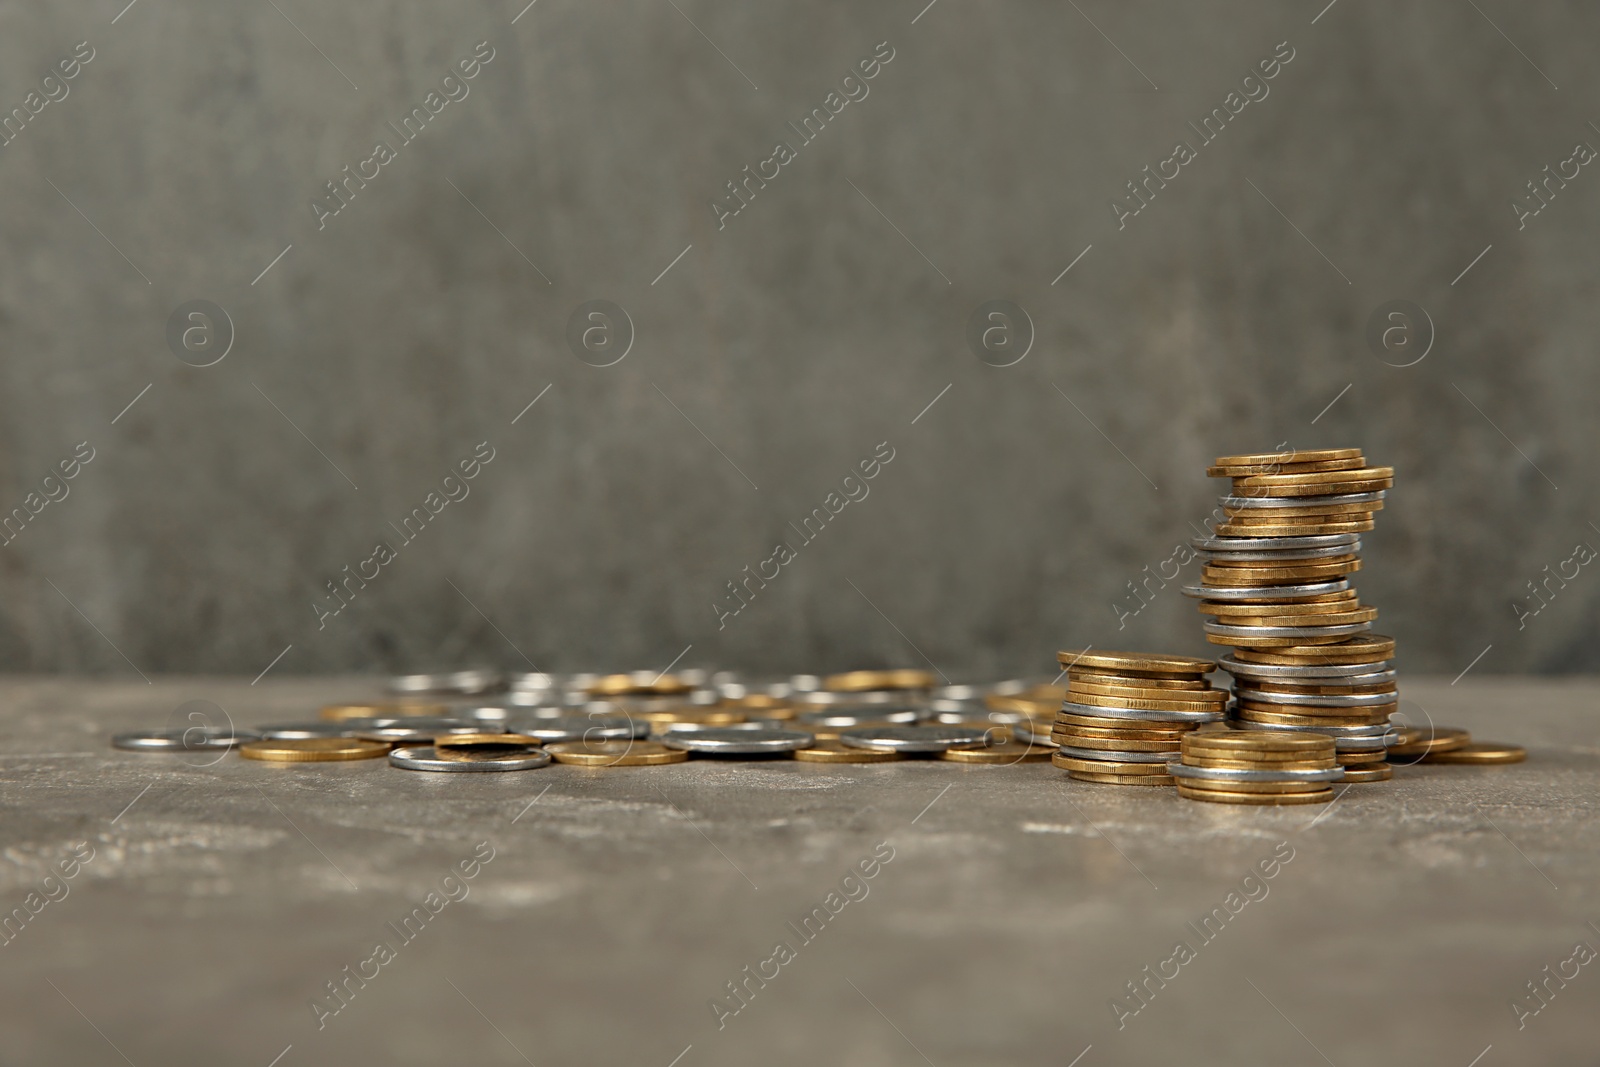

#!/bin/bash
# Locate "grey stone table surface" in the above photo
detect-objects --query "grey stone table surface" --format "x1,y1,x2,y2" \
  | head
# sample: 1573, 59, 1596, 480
1, 675, 1595, 1065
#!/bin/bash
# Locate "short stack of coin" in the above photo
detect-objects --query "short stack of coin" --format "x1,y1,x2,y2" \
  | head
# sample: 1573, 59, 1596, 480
1184, 448, 1399, 782
1049, 651, 1227, 786
1171, 730, 1341, 805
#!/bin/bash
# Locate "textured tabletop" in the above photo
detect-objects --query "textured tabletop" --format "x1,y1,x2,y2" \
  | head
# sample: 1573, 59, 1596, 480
1, 675, 1595, 1065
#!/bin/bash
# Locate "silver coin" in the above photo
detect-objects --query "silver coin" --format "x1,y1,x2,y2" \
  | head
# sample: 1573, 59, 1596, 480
1224, 718, 1394, 738
388, 744, 550, 772
1059, 700, 1225, 724
508, 716, 647, 742
660, 728, 815, 754
839, 725, 989, 753
1010, 723, 1058, 747
1168, 763, 1343, 783
112, 727, 259, 752
1180, 579, 1350, 601
1053, 745, 1173, 764
1203, 620, 1372, 639
1196, 543, 1360, 563
1190, 533, 1360, 552
507, 671, 557, 690
647, 720, 770, 738
461, 704, 519, 723
796, 707, 921, 727
353, 719, 487, 743
1220, 490, 1386, 510
387, 672, 451, 694
789, 674, 823, 693
1218, 655, 1392, 680
987, 679, 1031, 696
254, 722, 358, 740
1232, 687, 1398, 708
796, 690, 926, 708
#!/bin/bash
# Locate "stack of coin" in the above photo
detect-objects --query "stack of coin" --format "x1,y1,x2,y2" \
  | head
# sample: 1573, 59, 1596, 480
1184, 449, 1399, 781
1049, 651, 1227, 786
1218, 636, 1398, 781
1170, 730, 1340, 804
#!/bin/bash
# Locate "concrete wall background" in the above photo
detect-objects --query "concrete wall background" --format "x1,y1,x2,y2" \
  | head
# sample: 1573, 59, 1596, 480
0, 0, 1595, 678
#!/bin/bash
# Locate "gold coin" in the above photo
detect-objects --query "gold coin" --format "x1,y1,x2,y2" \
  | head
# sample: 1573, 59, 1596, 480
1232, 707, 1391, 727
1177, 785, 1333, 805
434, 733, 545, 760
1340, 763, 1393, 782
1207, 634, 1362, 650
824, 669, 936, 692
793, 739, 902, 763
941, 742, 1053, 764
1062, 675, 1209, 694
1232, 635, 1395, 664
1208, 457, 1368, 478
1233, 465, 1393, 486
1069, 770, 1176, 786
1214, 520, 1377, 536
1056, 650, 1216, 675
1063, 691, 1230, 713
1224, 501, 1383, 518
1386, 726, 1471, 758
636, 706, 747, 726
1182, 747, 1339, 764
1251, 680, 1397, 696
1336, 750, 1386, 765
1051, 752, 1171, 774
1419, 741, 1523, 765
1067, 678, 1226, 701
1202, 561, 1360, 583
721, 694, 798, 720
240, 737, 391, 762
1051, 719, 1194, 739
544, 740, 689, 766
1182, 730, 1334, 755
1177, 778, 1331, 794
1051, 732, 1183, 752
1210, 608, 1378, 628
985, 693, 1057, 718
587, 673, 696, 697
1201, 596, 1359, 616
1211, 448, 1364, 468
1206, 552, 1360, 568
1227, 479, 1393, 499
319, 701, 450, 722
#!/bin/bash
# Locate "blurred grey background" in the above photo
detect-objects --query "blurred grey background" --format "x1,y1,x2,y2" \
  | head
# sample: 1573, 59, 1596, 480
1, 0, 1595, 678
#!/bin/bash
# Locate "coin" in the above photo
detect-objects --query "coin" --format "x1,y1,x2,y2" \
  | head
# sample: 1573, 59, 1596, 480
254, 722, 360, 740
240, 737, 390, 762
1385, 726, 1471, 758
544, 740, 689, 766
1419, 741, 1524, 765
940, 741, 1053, 764
1208, 457, 1368, 477
1208, 609, 1378, 629
1060, 700, 1224, 723
1232, 635, 1396, 664
1183, 730, 1335, 755
1061, 691, 1229, 713
1066, 678, 1225, 700
1176, 778, 1333, 794
113, 727, 260, 752
1232, 686, 1396, 707
1177, 785, 1333, 805
1053, 745, 1173, 763
388, 670, 505, 696
660, 728, 815, 754
1182, 579, 1351, 601
635, 706, 748, 727
507, 715, 646, 743
1340, 763, 1393, 782
824, 669, 937, 692
352, 719, 487, 743
1056, 650, 1216, 675
588, 672, 696, 697
1211, 447, 1364, 468
1051, 718, 1194, 738
1064, 671, 1211, 690
320, 702, 450, 722
839, 725, 989, 753
795, 707, 921, 727
1070, 770, 1177, 786
1214, 520, 1377, 536
1051, 732, 1184, 752
388, 744, 551, 772
1169, 763, 1343, 783
793, 739, 903, 763
1051, 752, 1172, 774
434, 732, 546, 756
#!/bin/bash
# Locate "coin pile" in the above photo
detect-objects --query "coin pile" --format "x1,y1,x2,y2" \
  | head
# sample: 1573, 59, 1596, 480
1185, 448, 1399, 781
1170, 730, 1341, 805
1048, 651, 1227, 787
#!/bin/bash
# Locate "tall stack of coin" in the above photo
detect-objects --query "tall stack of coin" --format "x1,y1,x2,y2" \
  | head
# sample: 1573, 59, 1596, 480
1049, 651, 1227, 786
1183, 449, 1399, 783
1170, 730, 1340, 805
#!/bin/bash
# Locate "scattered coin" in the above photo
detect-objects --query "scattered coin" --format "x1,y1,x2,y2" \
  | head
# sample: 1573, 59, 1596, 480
660, 728, 815, 755
1386, 726, 1471, 759
940, 741, 1053, 764
1340, 763, 1393, 782
389, 744, 551, 772
793, 739, 902, 763
544, 740, 689, 767
113, 727, 259, 752
1419, 741, 1525, 765
839, 725, 990, 753
240, 738, 390, 762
